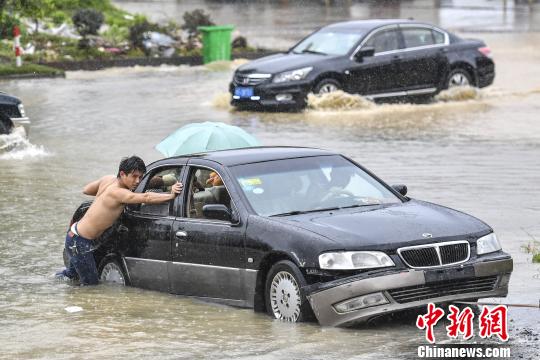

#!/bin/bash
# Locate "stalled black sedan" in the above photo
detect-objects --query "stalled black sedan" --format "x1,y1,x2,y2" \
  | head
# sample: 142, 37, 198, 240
68, 147, 512, 326
230, 19, 494, 110
0, 91, 30, 136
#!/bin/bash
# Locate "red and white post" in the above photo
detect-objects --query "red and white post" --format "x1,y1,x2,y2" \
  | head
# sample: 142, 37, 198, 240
13, 26, 22, 67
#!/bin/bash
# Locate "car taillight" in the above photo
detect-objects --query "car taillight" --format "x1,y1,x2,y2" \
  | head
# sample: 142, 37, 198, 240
478, 46, 492, 57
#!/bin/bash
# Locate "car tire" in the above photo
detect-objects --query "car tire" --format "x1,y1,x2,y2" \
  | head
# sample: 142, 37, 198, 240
265, 260, 314, 322
313, 78, 342, 95
446, 68, 473, 89
98, 256, 129, 286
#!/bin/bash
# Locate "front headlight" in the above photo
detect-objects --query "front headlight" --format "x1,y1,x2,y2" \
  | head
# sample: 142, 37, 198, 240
477, 233, 501, 255
18, 103, 26, 117
272, 67, 313, 83
319, 251, 395, 270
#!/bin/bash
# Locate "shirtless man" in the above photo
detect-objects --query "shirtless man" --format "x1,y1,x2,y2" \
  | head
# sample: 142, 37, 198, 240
56, 156, 183, 285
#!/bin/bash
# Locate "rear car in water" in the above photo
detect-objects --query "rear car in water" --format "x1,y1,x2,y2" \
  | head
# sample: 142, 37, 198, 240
230, 19, 494, 110
67, 147, 512, 326
0, 91, 30, 136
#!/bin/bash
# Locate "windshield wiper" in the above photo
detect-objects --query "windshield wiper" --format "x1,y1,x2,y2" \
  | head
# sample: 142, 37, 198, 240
270, 207, 339, 217
300, 49, 327, 55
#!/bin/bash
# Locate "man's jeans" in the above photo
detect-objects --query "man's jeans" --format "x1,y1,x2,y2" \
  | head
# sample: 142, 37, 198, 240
62, 230, 99, 285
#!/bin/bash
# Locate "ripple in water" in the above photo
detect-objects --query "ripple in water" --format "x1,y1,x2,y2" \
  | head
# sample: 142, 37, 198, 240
0, 132, 50, 160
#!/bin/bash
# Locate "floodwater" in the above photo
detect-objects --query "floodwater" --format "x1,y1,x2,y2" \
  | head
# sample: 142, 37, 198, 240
1, 1, 540, 359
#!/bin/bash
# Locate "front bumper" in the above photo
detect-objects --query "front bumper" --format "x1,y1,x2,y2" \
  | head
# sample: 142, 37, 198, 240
229, 80, 312, 108
306, 254, 512, 327
11, 117, 30, 136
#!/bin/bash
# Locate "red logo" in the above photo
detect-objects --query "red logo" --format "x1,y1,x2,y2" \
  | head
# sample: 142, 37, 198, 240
416, 303, 445, 343
417, 303, 509, 343
446, 305, 475, 340
479, 305, 509, 341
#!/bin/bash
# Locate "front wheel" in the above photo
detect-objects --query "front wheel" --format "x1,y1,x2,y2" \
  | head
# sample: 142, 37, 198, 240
265, 260, 314, 322
99, 257, 128, 285
313, 78, 342, 95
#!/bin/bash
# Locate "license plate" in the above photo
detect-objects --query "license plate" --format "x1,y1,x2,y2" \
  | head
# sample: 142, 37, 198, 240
234, 86, 254, 98
424, 265, 475, 284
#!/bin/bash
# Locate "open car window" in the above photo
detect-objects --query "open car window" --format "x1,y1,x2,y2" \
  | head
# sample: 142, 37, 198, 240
185, 167, 232, 220
138, 167, 182, 216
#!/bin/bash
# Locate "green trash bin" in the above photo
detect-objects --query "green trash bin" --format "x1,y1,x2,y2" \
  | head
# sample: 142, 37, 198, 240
198, 25, 235, 64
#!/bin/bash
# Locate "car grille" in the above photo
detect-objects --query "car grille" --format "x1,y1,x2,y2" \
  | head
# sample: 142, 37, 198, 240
388, 275, 498, 304
234, 73, 270, 86
0, 104, 21, 118
398, 241, 470, 268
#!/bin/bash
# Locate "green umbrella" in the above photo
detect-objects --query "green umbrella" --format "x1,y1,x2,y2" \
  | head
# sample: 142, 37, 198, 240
155, 121, 260, 157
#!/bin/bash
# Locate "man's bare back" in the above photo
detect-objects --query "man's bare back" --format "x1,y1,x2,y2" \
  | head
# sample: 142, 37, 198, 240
77, 173, 182, 239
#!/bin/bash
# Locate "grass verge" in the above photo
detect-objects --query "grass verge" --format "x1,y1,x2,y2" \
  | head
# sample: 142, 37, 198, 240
0, 63, 64, 78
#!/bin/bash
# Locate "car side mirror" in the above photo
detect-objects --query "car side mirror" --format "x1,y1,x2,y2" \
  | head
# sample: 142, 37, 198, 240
354, 46, 375, 62
392, 184, 408, 196
203, 204, 232, 222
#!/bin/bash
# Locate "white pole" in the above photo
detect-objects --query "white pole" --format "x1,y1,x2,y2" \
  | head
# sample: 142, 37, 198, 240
13, 26, 22, 67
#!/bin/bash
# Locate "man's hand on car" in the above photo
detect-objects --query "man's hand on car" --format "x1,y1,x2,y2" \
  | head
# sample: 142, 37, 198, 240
171, 182, 183, 196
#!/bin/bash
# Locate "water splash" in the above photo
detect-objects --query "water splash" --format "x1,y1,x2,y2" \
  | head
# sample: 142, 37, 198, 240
435, 86, 481, 102
307, 90, 375, 110
0, 132, 50, 160
212, 92, 233, 110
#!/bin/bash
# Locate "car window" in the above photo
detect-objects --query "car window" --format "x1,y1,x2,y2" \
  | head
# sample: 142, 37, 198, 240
402, 27, 436, 48
232, 155, 401, 217
185, 167, 232, 220
292, 30, 365, 56
364, 28, 400, 53
432, 29, 445, 44
138, 167, 182, 216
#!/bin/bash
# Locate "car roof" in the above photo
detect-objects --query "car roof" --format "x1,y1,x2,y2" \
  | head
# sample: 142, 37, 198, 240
322, 19, 424, 32
150, 146, 337, 168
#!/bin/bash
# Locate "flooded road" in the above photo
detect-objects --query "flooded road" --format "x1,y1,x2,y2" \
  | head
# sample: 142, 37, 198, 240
1, 1, 540, 359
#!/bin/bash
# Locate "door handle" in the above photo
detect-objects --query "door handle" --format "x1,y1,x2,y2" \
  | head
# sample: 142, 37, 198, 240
391, 55, 402, 62
439, 48, 448, 53
175, 230, 188, 238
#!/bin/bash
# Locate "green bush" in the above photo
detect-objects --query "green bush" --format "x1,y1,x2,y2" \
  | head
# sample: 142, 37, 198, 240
50, 10, 68, 26
101, 24, 129, 45
182, 9, 214, 37
72, 8, 104, 37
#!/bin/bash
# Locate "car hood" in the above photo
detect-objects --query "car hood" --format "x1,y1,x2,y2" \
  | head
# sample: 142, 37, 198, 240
0, 92, 21, 105
237, 53, 331, 74
271, 200, 491, 251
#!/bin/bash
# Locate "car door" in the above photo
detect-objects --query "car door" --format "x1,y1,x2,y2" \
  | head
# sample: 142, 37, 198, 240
396, 25, 449, 91
168, 161, 249, 304
347, 25, 403, 95
120, 165, 184, 292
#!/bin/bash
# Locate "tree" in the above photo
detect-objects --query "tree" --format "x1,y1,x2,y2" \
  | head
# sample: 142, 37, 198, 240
72, 8, 104, 48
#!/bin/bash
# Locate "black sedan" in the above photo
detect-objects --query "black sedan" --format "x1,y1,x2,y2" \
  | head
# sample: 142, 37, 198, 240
67, 147, 512, 326
0, 91, 30, 136
230, 19, 494, 110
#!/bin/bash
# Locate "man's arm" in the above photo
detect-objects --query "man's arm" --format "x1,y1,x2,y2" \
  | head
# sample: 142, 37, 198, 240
83, 175, 116, 196
111, 182, 183, 204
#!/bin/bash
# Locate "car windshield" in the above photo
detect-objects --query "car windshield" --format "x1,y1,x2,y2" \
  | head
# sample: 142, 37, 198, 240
291, 30, 364, 56
232, 155, 401, 217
